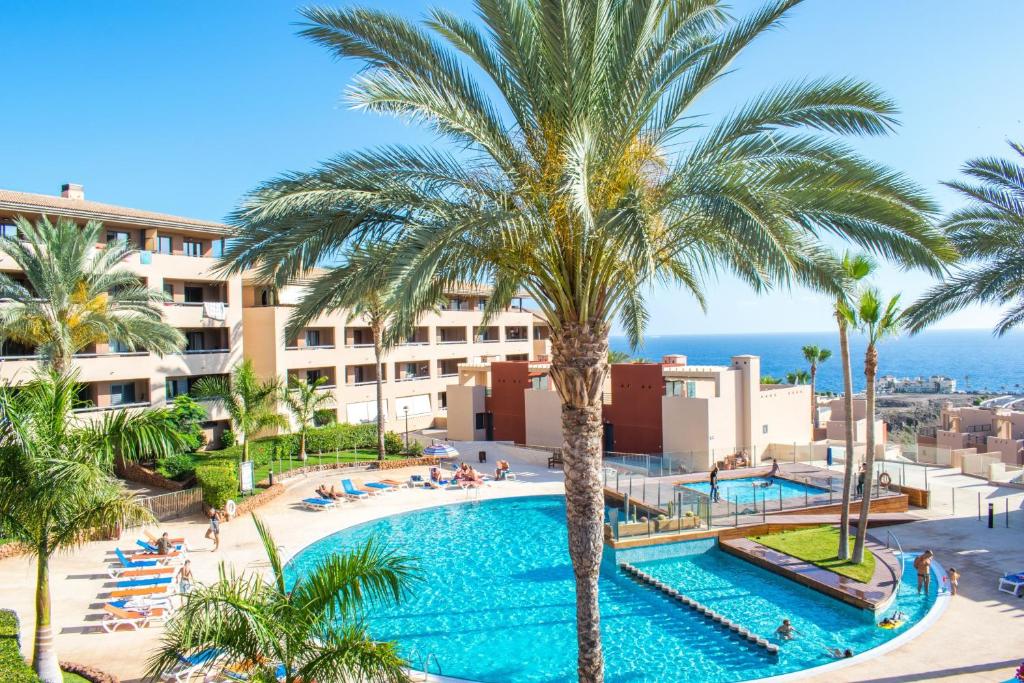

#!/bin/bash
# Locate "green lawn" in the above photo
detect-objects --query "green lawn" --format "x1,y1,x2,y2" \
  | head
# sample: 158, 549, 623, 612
198, 449, 407, 488
750, 525, 875, 583
63, 672, 90, 683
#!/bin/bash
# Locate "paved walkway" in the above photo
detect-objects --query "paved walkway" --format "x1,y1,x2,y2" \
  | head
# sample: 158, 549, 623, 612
1, 443, 1022, 682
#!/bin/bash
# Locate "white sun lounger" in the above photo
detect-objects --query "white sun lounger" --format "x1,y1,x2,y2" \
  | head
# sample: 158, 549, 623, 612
301, 497, 336, 511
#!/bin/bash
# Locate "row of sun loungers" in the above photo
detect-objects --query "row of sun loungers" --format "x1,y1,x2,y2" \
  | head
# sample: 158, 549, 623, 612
101, 533, 190, 631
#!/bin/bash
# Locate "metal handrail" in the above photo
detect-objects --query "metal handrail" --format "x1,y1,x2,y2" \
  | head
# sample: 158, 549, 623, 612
885, 529, 905, 586
422, 651, 442, 676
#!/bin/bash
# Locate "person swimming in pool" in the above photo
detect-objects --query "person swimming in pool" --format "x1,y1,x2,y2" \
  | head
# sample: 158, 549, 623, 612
776, 619, 797, 640
825, 646, 854, 659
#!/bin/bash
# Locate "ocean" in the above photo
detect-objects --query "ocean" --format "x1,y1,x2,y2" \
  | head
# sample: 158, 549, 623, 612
608, 329, 1024, 394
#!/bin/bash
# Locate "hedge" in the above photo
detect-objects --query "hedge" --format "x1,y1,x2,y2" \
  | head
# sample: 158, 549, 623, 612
204, 423, 391, 464
195, 462, 238, 509
0, 609, 36, 682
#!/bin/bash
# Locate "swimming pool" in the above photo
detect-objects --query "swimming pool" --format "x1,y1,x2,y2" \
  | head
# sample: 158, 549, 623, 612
285, 496, 938, 682
682, 476, 829, 504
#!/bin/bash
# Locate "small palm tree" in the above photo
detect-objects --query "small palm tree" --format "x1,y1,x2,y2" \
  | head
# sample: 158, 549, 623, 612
145, 515, 417, 683
801, 345, 832, 428
0, 216, 184, 372
852, 288, 902, 564
0, 371, 185, 683
282, 375, 334, 461
833, 253, 874, 561
221, 4, 954, 677
761, 375, 783, 385
785, 369, 810, 385
607, 350, 631, 364
192, 360, 286, 462
905, 141, 1024, 335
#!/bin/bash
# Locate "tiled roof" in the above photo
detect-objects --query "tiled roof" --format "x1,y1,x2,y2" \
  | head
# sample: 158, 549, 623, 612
0, 188, 231, 236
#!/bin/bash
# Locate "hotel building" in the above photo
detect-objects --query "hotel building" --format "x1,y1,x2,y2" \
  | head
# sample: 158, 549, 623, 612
446, 354, 812, 471
0, 184, 550, 446
933, 402, 1024, 465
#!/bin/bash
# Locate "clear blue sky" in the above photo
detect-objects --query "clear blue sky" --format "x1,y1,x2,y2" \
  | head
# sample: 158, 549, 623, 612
3, 1, 1022, 335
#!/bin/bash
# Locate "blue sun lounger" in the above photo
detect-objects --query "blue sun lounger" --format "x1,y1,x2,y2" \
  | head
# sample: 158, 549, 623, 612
114, 547, 157, 570
363, 481, 395, 491
341, 479, 369, 499
117, 576, 173, 589
301, 497, 336, 511
160, 648, 223, 682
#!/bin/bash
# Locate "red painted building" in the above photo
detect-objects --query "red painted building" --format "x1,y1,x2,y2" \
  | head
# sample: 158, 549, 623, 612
485, 361, 531, 444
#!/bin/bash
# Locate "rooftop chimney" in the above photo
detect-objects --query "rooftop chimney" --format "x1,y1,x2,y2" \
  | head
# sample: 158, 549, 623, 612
60, 183, 84, 200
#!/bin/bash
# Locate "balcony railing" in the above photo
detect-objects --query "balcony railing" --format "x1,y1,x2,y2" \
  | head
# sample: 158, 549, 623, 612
182, 348, 229, 355
475, 338, 500, 344
285, 344, 336, 351
396, 375, 430, 382
440, 372, 459, 378
73, 401, 151, 414
346, 343, 375, 349
401, 341, 430, 346
437, 339, 467, 345
314, 383, 337, 390
166, 301, 230, 307
348, 380, 380, 387
506, 337, 529, 342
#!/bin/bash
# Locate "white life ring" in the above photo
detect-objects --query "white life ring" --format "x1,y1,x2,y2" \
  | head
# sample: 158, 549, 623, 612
878, 472, 892, 488
225, 499, 237, 518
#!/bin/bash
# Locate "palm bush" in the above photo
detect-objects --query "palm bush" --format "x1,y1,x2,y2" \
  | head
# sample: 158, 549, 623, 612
221, 2, 953, 678
145, 516, 417, 683
0, 371, 186, 683
905, 141, 1024, 335
192, 359, 287, 462
282, 375, 335, 460
0, 216, 184, 371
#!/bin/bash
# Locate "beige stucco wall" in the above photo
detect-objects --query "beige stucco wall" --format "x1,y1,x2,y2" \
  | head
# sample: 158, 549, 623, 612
446, 384, 486, 441
524, 388, 562, 448
662, 395, 712, 467
758, 385, 812, 457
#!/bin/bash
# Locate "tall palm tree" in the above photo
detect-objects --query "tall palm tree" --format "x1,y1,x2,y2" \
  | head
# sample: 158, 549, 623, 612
0, 371, 186, 683
905, 141, 1024, 335
221, 3, 953, 678
851, 288, 902, 564
145, 515, 416, 683
801, 345, 831, 428
834, 253, 874, 561
0, 216, 184, 372
192, 359, 286, 462
282, 374, 335, 460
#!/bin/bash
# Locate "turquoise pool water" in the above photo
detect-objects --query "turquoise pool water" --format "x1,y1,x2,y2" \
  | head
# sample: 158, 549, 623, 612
682, 476, 828, 504
285, 496, 937, 682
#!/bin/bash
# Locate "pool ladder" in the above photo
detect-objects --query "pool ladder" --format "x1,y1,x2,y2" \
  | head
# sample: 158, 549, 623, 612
407, 649, 443, 681
619, 562, 780, 657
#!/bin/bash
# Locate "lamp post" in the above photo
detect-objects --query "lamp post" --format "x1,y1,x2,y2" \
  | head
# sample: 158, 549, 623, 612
404, 405, 410, 452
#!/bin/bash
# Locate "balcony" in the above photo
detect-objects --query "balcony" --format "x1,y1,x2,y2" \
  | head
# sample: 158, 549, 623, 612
396, 374, 430, 382
285, 344, 336, 351
73, 401, 151, 414
504, 326, 529, 342
346, 363, 385, 387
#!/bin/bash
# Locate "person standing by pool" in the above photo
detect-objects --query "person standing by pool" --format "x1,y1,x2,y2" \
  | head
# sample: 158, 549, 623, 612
947, 567, 960, 595
176, 559, 194, 606
205, 507, 221, 551
913, 550, 934, 594
709, 465, 720, 503
856, 463, 866, 497
768, 458, 780, 482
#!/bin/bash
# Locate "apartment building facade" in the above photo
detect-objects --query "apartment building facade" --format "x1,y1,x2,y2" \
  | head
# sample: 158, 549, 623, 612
934, 402, 1024, 465
447, 354, 812, 471
0, 185, 241, 445
0, 184, 551, 447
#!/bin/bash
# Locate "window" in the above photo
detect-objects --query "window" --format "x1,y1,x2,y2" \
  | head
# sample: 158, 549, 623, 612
395, 394, 431, 416
109, 383, 137, 406
305, 329, 321, 347
665, 380, 683, 397
212, 239, 224, 258
306, 369, 322, 384
156, 235, 172, 254
166, 378, 188, 399
184, 286, 204, 304
163, 283, 174, 299
762, 424, 769, 435
687, 380, 697, 397
346, 399, 386, 424
477, 298, 487, 311
186, 331, 205, 351
0, 223, 17, 239
109, 339, 131, 354
438, 391, 447, 409
259, 287, 275, 306
107, 231, 130, 245
475, 413, 487, 430
530, 375, 549, 391
404, 362, 418, 377
183, 239, 203, 257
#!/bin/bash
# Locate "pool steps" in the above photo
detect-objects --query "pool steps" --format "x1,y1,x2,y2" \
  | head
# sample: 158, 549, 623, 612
619, 562, 780, 657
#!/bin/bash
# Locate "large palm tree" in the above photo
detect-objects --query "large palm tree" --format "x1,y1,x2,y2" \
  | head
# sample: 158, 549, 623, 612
0, 371, 186, 683
0, 216, 184, 372
801, 344, 831, 428
192, 359, 287, 462
905, 141, 1024, 335
282, 374, 335, 460
145, 515, 416, 683
834, 253, 874, 561
851, 288, 902, 564
221, 3, 953, 679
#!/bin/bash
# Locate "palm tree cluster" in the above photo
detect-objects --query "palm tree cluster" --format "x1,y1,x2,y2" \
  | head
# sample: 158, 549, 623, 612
0, 216, 184, 372
145, 516, 417, 683
0, 371, 186, 683
220, 2, 953, 679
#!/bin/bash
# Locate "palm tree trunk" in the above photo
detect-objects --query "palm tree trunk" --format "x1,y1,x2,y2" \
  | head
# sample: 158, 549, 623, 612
809, 365, 818, 430
299, 431, 307, 461
33, 551, 61, 683
837, 318, 855, 561
242, 438, 249, 463
549, 321, 609, 683
852, 344, 878, 564
373, 325, 386, 461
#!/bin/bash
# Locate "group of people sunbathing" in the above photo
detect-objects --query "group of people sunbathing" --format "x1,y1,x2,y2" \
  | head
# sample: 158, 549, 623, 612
316, 483, 345, 500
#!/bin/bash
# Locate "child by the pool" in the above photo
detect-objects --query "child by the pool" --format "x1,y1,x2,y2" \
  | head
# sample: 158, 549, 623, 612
947, 567, 960, 595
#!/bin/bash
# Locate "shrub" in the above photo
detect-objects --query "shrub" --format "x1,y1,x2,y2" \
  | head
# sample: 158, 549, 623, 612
406, 440, 424, 457
195, 462, 238, 509
383, 431, 403, 455
220, 429, 237, 448
0, 609, 36, 683
156, 452, 197, 481
313, 409, 336, 427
